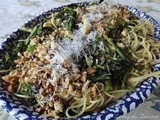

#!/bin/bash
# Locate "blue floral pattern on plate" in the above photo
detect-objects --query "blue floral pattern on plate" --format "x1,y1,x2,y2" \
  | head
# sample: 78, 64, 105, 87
0, 1, 160, 120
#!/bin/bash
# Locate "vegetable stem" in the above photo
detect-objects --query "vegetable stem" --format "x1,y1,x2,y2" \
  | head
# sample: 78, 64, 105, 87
25, 25, 42, 45
93, 74, 110, 82
96, 64, 105, 70
104, 35, 125, 59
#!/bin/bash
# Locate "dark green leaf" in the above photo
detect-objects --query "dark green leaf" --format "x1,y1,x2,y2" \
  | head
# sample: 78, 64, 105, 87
109, 59, 134, 89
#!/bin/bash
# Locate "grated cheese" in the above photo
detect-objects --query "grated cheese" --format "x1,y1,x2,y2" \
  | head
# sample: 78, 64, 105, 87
36, 10, 105, 102
46, 25, 99, 86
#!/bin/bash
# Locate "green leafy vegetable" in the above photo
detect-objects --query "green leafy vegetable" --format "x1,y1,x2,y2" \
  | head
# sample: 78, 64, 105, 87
109, 59, 133, 89
27, 45, 36, 53
25, 25, 42, 45
53, 7, 77, 31
121, 72, 129, 88
4, 52, 10, 63
85, 55, 94, 67
91, 74, 110, 83
104, 35, 125, 59
0, 42, 27, 69
96, 64, 105, 70
0, 25, 42, 70
17, 82, 34, 98
104, 80, 113, 92
108, 25, 116, 30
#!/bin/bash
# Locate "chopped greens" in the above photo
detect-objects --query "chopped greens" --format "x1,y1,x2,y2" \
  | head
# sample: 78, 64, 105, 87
104, 80, 113, 92
85, 55, 94, 67
27, 45, 36, 53
85, 34, 133, 90
44, 7, 77, 31
4, 52, 10, 63
0, 25, 42, 70
96, 64, 105, 70
91, 74, 110, 83
58, 7, 77, 31
25, 25, 42, 45
104, 35, 125, 59
0, 41, 27, 69
109, 59, 133, 89
16, 82, 34, 98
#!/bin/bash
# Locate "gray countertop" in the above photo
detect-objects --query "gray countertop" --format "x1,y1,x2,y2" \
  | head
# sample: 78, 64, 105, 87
0, 0, 160, 120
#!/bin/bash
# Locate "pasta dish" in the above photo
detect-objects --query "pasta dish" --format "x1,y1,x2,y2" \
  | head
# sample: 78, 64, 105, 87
0, 2, 160, 119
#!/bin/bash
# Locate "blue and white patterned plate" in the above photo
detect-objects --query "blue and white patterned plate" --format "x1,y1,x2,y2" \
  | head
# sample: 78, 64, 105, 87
0, 1, 160, 120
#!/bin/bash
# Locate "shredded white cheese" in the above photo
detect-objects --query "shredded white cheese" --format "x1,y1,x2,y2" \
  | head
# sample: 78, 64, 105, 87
43, 10, 104, 86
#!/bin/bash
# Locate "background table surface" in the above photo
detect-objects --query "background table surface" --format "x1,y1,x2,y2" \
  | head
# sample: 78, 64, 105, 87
0, 0, 160, 120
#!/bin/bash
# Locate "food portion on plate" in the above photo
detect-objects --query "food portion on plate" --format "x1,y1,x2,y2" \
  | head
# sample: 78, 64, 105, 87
0, 2, 160, 119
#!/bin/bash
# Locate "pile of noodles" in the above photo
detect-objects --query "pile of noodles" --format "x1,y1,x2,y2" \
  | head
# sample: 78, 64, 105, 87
65, 20, 160, 118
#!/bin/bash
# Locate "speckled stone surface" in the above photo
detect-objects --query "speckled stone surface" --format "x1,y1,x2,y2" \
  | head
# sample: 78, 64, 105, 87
0, 0, 160, 120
